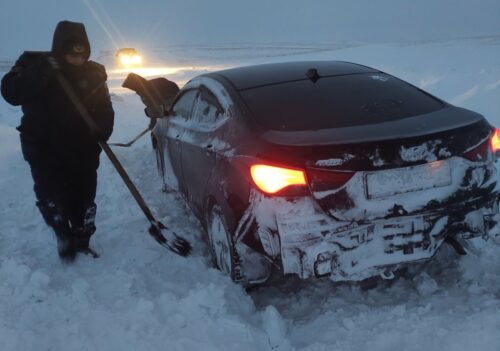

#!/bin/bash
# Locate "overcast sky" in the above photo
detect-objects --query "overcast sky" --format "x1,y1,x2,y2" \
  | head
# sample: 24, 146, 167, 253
1, 0, 499, 58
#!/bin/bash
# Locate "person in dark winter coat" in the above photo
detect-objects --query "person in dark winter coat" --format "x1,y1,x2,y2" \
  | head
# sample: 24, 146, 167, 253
1, 21, 114, 261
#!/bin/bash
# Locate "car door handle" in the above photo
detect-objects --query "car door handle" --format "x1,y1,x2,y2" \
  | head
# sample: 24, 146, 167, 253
205, 144, 213, 149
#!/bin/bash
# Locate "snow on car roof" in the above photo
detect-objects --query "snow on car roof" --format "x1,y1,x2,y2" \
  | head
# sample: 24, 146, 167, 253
210, 60, 378, 91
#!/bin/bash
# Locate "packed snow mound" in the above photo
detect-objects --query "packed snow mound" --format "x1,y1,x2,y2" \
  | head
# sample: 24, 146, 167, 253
1, 39, 500, 351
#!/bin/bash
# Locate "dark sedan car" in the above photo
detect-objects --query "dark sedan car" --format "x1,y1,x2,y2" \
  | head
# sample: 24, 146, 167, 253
149, 61, 500, 285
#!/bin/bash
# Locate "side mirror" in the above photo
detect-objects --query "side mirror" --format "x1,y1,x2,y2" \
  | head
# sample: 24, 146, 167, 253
145, 105, 165, 118
144, 95, 176, 118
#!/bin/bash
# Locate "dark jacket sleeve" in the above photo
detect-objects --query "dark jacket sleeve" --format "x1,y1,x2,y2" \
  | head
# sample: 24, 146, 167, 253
86, 62, 114, 142
1, 52, 51, 106
93, 81, 114, 141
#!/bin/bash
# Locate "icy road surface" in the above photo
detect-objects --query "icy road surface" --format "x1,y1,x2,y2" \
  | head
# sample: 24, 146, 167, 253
1, 39, 500, 351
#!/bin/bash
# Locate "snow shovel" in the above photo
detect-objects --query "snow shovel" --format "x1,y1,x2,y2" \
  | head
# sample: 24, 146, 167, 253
54, 71, 192, 257
108, 126, 151, 147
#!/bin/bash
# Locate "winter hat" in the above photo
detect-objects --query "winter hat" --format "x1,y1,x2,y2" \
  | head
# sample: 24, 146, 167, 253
52, 21, 91, 60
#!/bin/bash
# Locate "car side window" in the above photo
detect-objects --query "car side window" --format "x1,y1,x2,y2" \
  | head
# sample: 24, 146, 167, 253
171, 89, 198, 119
191, 87, 224, 124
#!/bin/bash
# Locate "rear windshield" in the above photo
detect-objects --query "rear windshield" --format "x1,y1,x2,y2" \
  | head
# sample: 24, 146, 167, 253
239, 73, 444, 131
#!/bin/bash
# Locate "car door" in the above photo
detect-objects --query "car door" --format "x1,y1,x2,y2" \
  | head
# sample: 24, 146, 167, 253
165, 89, 198, 194
180, 86, 226, 216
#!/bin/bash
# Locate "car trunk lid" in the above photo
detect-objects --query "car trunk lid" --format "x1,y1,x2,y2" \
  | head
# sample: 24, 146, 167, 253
253, 107, 493, 221
301, 119, 494, 221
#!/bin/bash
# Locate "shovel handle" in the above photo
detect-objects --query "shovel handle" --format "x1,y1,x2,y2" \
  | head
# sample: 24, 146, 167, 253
55, 71, 191, 256
55, 72, 157, 225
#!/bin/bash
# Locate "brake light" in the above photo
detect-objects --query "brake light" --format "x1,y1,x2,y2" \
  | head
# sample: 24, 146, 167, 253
306, 168, 355, 192
464, 139, 489, 161
250, 164, 307, 194
490, 128, 500, 153
464, 128, 500, 161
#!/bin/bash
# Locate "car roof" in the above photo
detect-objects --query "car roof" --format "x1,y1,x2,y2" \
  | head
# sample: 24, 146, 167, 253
208, 61, 379, 91
117, 48, 137, 53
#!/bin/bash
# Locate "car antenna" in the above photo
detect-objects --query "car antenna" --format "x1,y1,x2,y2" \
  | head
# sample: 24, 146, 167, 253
306, 68, 321, 83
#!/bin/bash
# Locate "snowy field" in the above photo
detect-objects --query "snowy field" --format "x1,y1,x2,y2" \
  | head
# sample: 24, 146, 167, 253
1, 38, 500, 351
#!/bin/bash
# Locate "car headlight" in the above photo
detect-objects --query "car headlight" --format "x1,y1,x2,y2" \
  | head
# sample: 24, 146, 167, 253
118, 54, 142, 67
120, 54, 132, 66
131, 55, 142, 65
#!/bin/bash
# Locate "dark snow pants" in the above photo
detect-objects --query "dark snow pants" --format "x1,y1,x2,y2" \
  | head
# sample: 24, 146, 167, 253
20, 135, 98, 236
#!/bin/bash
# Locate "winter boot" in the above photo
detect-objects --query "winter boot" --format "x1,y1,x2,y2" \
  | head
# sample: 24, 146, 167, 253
37, 200, 77, 262
74, 203, 97, 251
73, 227, 93, 251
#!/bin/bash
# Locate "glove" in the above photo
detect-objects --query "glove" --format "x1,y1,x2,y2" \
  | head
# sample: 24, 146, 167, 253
46, 56, 60, 70
32, 55, 59, 85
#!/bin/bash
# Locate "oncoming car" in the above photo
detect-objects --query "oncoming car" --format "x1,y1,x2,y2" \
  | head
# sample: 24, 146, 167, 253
148, 61, 500, 286
116, 48, 142, 68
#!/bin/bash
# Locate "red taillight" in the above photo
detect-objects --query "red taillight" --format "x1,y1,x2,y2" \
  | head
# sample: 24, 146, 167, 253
464, 139, 490, 161
490, 128, 500, 153
250, 164, 307, 194
306, 168, 355, 192
464, 128, 500, 161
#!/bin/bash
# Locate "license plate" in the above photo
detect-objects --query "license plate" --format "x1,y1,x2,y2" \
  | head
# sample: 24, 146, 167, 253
365, 160, 452, 199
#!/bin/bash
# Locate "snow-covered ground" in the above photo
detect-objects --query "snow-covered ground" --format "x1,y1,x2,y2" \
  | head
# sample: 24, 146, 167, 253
1, 38, 500, 351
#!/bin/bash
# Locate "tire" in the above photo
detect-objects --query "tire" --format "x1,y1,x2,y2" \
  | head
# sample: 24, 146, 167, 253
207, 205, 238, 280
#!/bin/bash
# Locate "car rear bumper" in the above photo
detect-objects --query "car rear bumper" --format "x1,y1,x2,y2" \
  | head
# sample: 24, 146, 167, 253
237, 192, 500, 283
277, 197, 499, 281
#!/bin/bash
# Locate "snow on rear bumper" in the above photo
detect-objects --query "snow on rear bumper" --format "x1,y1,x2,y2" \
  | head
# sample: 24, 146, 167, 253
280, 205, 500, 281
240, 193, 500, 283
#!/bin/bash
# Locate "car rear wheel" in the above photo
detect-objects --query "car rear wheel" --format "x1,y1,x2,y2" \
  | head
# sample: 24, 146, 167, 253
207, 205, 237, 279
